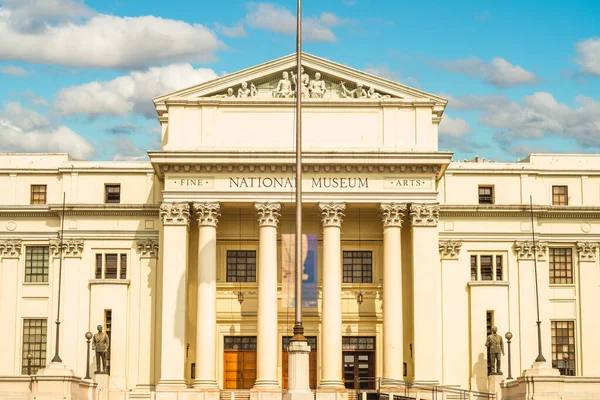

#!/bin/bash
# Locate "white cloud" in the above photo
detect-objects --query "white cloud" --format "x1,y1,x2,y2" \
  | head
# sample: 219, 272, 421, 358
0, 65, 28, 77
214, 21, 247, 38
439, 115, 472, 136
444, 92, 600, 148
109, 137, 148, 161
439, 57, 539, 88
245, 2, 342, 42
0, 7, 223, 69
54, 63, 219, 118
0, 102, 93, 159
1, 0, 94, 32
575, 37, 600, 76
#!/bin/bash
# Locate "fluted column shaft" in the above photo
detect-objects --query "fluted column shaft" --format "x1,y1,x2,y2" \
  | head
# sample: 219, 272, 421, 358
319, 202, 346, 389
193, 202, 221, 389
380, 203, 407, 386
254, 203, 282, 388
158, 202, 190, 389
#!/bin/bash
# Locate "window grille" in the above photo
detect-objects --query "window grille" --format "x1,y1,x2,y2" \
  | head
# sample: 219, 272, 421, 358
22, 319, 47, 375
25, 246, 49, 283
552, 186, 568, 206
549, 248, 573, 284
342, 251, 372, 283
226, 250, 256, 282
551, 321, 575, 376
30, 185, 47, 205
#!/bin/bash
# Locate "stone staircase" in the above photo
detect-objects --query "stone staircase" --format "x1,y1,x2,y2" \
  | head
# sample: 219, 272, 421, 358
220, 390, 251, 400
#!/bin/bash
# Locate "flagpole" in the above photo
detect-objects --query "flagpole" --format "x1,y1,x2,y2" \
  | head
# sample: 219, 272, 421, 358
292, 0, 305, 341
530, 195, 546, 363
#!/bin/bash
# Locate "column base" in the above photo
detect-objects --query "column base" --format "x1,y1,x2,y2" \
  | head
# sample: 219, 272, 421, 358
157, 380, 188, 392
380, 378, 405, 388
316, 388, 347, 400
251, 386, 282, 400
192, 379, 219, 389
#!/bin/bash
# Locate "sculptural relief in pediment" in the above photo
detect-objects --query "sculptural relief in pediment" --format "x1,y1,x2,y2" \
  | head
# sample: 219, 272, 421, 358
209, 65, 398, 100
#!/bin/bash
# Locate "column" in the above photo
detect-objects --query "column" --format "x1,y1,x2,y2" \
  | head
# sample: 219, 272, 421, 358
252, 203, 282, 400
135, 238, 159, 391
577, 242, 600, 375
380, 203, 407, 386
157, 202, 190, 389
318, 202, 346, 390
410, 203, 442, 384
0, 240, 21, 375
192, 202, 220, 390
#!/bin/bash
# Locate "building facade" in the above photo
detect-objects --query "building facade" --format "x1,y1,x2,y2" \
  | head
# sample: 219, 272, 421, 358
1, 54, 599, 399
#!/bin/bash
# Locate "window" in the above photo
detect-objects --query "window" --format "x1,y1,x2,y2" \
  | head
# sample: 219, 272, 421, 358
342, 251, 372, 283
342, 336, 375, 351
551, 321, 575, 376
22, 319, 47, 375
95, 253, 128, 279
224, 336, 257, 350
105, 184, 121, 203
552, 186, 568, 206
480, 256, 493, 281
226, 250, 256, 282
470, 254, 504, 281
30, 185, 47, 205
104, 310, 112, 375
25, 246, 49, 283
478, 186, 494, 204
549, 248, 573, 284
486, 311, 494, 375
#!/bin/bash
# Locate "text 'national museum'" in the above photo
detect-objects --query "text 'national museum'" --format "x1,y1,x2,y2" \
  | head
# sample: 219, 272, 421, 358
1, 53, 599, 400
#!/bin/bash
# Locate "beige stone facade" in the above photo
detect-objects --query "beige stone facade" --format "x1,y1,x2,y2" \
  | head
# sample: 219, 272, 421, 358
1, 54, 600, 399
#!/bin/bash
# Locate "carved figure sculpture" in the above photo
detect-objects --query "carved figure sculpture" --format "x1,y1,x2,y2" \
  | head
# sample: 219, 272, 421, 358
215, 88, 235, 98
250, 83, 258, 97
367, 87, 391, 99
309, 72, 327, 98
292, 67, 310, 97
92, 325, 110, 374
340, 81, 367, 99
274, 71, 293, 98
485, 326, 504, 375
238, 81, 251, 98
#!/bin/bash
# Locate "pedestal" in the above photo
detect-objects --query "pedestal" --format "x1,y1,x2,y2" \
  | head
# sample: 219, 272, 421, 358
487, 374, 503, 399
95, 373, 110, 400
284, 341, 313, 400
501, 362, 564, 400
32, 362, 93, 400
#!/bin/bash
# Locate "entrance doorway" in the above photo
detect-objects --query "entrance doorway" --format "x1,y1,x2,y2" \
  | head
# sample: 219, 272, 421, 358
342, 337, 376, 389
224, 336, 257, 389
282, 336, 318, 389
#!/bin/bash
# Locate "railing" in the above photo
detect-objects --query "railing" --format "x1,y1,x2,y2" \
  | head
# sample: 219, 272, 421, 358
356, 377, 496, 400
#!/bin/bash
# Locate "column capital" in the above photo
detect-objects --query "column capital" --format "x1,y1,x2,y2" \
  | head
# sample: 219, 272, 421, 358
49, 239, 84, 258
439, 240, 462, 260
193, 202, 221, 227
380, 203, 407, 227
0, 239, 22, 258
137, 238, 159, 258
409, 203, 440, 227
319, 202, 346, 227
576, 241, 598, 262
254, 202, 281, 227
160, 202, 191, 226
513, 240, 548, 261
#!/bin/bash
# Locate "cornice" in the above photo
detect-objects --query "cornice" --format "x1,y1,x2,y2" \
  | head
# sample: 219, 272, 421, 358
441, 205, 600, 219
164, 98, 438, 108
0, 204, 162, 218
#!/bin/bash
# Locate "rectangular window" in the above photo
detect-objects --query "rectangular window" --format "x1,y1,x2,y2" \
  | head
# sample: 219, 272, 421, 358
22, 319, 47, 375
551, 321, 575, 376
104, 310, 112, 375
480, 256, 493, 281
552, 186, 568, 206
478, 186, 494, 204
25, 246, 49, 283
549, 248, 573, 284
226, 250, 256, 282
95, 253, 127, 279
470, 255, 478, 280
495, 255, 503, 281
105, 184, 121, 203
342, 251, 373, 283
30, 185, 47, 205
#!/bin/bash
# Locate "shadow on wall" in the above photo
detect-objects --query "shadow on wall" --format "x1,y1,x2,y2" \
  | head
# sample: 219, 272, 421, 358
473, 352, 488, 392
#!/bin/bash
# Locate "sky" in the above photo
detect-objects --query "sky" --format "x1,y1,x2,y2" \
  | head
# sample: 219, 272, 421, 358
0, 0, 599, 161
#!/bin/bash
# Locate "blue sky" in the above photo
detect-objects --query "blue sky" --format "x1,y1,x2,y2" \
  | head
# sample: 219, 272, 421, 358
0, 0, 599, 161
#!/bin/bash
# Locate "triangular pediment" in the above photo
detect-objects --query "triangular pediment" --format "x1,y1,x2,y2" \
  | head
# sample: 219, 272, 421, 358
153, 53, 447, 107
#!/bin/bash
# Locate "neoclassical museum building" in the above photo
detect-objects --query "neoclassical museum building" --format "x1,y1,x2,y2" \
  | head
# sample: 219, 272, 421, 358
1, 53, 600, 400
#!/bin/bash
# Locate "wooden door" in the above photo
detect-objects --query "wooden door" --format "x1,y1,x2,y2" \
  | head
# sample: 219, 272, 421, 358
343, 352, 375, 389
282, 336, 318, 389
224, 336, 257, 389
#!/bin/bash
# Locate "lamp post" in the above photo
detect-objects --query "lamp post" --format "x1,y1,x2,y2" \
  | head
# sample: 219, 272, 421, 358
26, 352, 33, 376
562, 352, 569, 376
505, 332, 513, 379
85, 331, 93, 379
